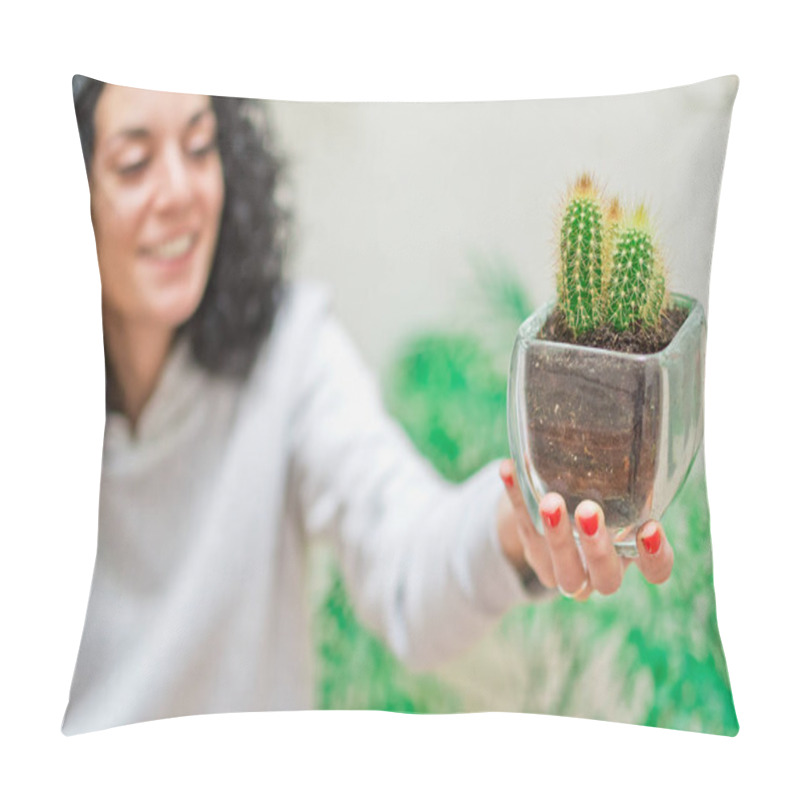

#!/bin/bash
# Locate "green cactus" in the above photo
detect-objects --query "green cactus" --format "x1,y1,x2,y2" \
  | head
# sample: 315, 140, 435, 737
601, 196, 623, 319
605, 206, 660, 332
557, 175, 604, 336
556, 179, 668, 336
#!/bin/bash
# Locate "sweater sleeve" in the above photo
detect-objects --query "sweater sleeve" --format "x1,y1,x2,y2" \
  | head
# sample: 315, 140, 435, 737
289, 305, 549, 672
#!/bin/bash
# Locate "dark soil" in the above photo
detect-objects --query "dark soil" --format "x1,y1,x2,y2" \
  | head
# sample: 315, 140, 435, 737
539, 305, 689, 354
524, 342, 661, 526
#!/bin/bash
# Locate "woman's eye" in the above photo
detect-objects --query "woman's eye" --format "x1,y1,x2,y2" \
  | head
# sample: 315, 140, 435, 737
117, 159, 148, 176
190, 139, 218, 158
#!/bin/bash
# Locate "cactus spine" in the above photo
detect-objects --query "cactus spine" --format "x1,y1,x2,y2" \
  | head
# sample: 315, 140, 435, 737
558, 174, 604, 336
642, 256, 666, 329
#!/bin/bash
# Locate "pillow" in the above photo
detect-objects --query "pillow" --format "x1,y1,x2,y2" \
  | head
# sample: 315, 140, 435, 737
63, 74, 738, 736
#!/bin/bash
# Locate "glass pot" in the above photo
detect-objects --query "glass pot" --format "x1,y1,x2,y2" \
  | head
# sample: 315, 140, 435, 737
507, 293, 706, 557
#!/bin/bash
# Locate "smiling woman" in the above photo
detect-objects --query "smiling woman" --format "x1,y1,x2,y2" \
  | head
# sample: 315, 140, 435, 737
73, 76, 291, 423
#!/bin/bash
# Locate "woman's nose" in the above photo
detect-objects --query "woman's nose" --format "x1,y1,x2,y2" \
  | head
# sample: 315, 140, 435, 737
153, 144, 193, 212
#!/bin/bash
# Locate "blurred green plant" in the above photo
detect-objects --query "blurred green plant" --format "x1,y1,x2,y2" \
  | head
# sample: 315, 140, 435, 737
311, 254, 737, 735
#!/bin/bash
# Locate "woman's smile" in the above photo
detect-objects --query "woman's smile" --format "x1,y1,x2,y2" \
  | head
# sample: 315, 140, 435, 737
140, 231, 201, 275
143, 231, 197, 260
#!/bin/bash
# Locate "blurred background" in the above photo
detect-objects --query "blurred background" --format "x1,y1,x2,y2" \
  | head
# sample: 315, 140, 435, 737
262, 79, 738, 733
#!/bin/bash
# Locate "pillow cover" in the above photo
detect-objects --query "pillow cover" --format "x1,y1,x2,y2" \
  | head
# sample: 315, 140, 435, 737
63, 74, 738, 736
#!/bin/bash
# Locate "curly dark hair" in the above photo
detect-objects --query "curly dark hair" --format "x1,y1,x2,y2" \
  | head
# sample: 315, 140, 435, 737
71, 75, 293, 412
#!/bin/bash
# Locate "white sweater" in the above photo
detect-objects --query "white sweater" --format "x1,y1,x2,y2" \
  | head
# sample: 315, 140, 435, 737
62, 280, 540, 735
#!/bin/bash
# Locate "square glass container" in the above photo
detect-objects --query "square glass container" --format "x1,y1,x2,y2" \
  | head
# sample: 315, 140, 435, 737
507, 293, 705, 557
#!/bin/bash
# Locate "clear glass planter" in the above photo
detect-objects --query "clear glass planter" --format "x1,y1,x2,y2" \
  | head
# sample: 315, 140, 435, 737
507, 293, 705, 558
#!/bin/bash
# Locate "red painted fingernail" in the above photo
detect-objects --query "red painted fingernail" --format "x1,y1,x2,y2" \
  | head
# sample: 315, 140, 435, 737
501, 469, 514, 488
577, 510, 599, 536
541, 506, 561, 528
642, 527, 662, 555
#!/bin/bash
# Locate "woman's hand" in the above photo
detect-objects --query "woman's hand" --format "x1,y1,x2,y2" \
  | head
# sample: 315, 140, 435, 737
496, 459, 673, 601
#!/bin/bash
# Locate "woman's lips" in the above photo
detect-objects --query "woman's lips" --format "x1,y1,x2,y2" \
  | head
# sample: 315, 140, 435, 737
142, 233, 198, 266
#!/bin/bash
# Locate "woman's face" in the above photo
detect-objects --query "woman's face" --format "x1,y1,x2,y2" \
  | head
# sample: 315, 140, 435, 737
90, 85, 225, 330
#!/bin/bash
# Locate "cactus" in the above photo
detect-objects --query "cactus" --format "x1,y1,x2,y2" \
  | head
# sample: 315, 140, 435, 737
556, 177, 669, 336
601, 196, 623, 321
605, 205, 660, 332
557, 174, 605, 336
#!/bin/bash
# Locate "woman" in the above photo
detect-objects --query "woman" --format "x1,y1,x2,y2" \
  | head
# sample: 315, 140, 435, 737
63, 77, 673, 735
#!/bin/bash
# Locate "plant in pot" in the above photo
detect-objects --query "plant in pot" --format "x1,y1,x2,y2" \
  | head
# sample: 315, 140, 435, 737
507, 174, 706, 557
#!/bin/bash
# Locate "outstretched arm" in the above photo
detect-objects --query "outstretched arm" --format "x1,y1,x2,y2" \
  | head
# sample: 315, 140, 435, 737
289, 309, 547, 672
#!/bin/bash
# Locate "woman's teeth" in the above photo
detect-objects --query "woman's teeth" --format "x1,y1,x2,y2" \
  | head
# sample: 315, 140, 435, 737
149, 234, 194, 259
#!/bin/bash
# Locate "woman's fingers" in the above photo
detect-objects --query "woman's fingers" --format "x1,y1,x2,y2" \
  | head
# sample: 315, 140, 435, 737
634, 521, 673, 584
574, 500, 624, 596
499, 461, 557, 589
539, 492, 590, 597
499, 464, 672, 599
